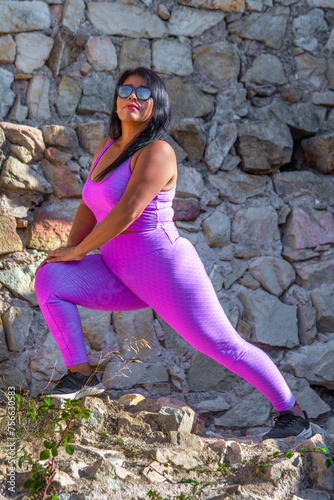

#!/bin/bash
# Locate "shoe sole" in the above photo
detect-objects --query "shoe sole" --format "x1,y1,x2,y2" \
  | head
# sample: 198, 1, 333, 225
39, 383, 106, 401
263, 425, 313, 441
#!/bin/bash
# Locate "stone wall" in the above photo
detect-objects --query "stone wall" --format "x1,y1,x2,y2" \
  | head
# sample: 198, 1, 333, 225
0, 0, 334, 433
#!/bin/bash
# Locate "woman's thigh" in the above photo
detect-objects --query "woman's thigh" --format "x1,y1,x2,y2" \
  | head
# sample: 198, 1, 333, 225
35, 253, 148, 311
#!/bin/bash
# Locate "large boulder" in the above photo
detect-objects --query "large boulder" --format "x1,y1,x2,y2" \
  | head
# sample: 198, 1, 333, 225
301, 130, 334, 174
281, 340, 334, 389
240, 290, 299, 347
237, 119, 293, 173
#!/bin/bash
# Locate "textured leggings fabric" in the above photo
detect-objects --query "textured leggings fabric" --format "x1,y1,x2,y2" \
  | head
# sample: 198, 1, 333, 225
35, 222, 295, 412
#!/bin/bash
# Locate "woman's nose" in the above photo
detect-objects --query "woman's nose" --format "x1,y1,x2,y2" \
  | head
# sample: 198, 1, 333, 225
128, 89, 137, 99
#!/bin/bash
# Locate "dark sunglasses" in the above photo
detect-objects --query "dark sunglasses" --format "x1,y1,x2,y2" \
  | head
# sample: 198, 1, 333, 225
116, 85, 152, 101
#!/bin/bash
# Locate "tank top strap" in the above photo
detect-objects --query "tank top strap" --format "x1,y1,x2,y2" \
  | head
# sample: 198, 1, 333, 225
89, 139, 116, 179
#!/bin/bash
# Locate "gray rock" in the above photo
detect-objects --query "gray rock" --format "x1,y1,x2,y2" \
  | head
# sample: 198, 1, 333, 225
295, 53, 328, 91
302, 131, 334, 175
202, 211, 231, 248
87, 2, 167, 38
119, 39, 151, 72
228, 6, 289, 49
8, 97, 28, 123
248, 256, 295, 297
152, 39, 193, 76
77, 121, 105, 156
327, 28, 334, 52
232, 206, 280, 244
86, 36, 117, 72
62, 0, 85, 33
0, 35, 16, 63
0, 361, 29, 390
225, 260, 248, 290
15, 33, 54, 73
0, 68, 15, 119
284, 374, 330, 419
283, 249, 318, 263
295, 260, 334, 290
156, 316, 194, 355
103, 361, 169, 390
241, 54, 287, 85
166, 77, 214, 120
193, 41, 240, 83
204, 123, 237, 173
27, 76, 51, 120
78, 73, 115, 115
213, 87, 249, 121
0, 157, 52, 194
158, 405, 195, 433
42, 125, 79, 158
270, 98, 327, 141
48, 32, 85, 78
178, 0, 245, 11
281, 340, 334, 389
272, 171, 334, 207
195, 396, 231, 413
2, 306, 33, 352
306, 0, 334, 8
113, 308, 160, 361
158, 4, 170, 20
0, 1, 50, 33
56, 76, 82, 118
311, 291, 334, 333
209, 264, 224, 293
298, 305, 317, 345
78, 308, 112, 351
239, 272, 261, 290
237, 119, 293, 173
187, 352, 240, 392
283, 206, 334, 250
176, 164, 205, 199
208, 170, 267, 204
214, 390, 271, 427
168, 6, 225, 37
172, 119, 206, 162
311, 91, 334, 107
240, 290, 299, 347
292, 8, 328, 52
0, 257, 44, 306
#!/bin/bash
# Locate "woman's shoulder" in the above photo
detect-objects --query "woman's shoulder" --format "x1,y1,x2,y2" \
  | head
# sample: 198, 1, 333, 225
139, 139, 176, 160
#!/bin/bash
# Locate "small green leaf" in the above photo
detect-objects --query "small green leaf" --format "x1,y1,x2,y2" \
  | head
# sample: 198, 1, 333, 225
52, 448, 58, 457
40, 449, 50, 461
43, 440, 52, 449
325, 459, 332, 468
273, 451, 280, 456
285, 451, 293, 459
23, 479, 34, 488
65, 445, 74, 455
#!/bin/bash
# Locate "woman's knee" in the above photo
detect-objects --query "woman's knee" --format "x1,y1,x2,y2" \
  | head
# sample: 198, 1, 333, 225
34, 262, 64, 297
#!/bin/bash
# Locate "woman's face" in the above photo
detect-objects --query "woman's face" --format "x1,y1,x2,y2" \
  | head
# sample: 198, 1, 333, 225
116, 74, 154, 126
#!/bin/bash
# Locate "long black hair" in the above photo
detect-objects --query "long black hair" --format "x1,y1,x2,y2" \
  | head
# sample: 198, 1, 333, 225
94, 67, 172, 182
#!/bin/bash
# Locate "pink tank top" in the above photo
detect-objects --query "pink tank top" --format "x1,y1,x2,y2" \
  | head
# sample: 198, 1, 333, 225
82, 139, 175, 231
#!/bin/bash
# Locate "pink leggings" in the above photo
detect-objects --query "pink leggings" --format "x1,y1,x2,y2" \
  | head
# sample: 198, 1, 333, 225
34, 223, 295, 411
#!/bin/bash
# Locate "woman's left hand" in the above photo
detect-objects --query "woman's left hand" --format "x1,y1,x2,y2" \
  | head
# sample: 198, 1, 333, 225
35, 246, 85, 275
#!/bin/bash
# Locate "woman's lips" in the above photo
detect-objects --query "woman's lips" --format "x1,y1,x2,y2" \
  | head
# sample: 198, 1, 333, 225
125, 104, 139, 110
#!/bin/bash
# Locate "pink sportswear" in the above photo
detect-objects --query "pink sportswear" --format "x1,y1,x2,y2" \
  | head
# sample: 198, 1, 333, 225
35, 139, 296, 411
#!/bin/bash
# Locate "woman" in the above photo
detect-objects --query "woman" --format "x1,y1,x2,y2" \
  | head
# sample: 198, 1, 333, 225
35, 67, 311, 440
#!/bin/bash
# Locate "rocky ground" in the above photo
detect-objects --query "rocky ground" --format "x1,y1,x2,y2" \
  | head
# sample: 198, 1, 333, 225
1, 392, 334, 500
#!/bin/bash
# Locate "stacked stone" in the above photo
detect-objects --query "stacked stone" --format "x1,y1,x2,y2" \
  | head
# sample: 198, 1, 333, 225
0, 0, 334, 432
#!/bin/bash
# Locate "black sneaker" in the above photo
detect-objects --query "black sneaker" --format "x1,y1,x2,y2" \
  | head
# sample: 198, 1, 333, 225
262, 410, 312, 440
37, 369, 106, 400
